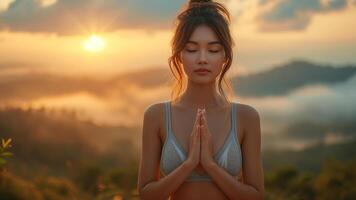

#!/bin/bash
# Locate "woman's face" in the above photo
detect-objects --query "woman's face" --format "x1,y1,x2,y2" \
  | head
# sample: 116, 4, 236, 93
180, 24, 226, 84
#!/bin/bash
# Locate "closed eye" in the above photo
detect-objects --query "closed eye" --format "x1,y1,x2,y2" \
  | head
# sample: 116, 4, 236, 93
185, 49, 220, 53
186, 49, 197, 53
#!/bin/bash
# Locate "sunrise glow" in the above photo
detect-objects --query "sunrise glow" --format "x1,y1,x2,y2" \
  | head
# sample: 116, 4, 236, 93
83, 34, 106, 52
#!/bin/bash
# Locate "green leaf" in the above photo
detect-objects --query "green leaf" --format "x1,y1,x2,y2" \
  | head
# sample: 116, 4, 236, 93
2, 138, 12, 148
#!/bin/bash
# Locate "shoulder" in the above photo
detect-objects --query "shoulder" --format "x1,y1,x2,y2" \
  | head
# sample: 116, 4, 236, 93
234, 102, 260, 123
233, 102, 261, 140
143, 101, 167, 123
143, 101, 167, 129
144, 101, 165, 117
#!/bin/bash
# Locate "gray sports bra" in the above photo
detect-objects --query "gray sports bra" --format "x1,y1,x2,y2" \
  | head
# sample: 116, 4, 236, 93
160, 101, 242, 182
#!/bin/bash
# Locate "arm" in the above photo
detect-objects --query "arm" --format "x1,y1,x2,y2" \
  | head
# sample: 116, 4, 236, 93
137, 103, 196, 200
205, 105, 265, 200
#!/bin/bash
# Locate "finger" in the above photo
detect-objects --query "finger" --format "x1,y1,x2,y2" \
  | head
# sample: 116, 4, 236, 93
196, 124, 200, 137
201, 112, 212, 138
201, 115, 207, 130
194, 109, 202, 126
195, 124, 200, 137
200, 125, 207, 141
199, 125, 204, 139
197, 125, 201, 144
201, 110, 208, 127
199, 109, 203, 125
192, 125, 199, 148
192, 124, 199, 140
200, 128, 205, 145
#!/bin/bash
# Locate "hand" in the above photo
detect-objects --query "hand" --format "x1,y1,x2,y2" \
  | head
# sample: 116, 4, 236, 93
200, 109, 215, 170
185, 108, 202, 169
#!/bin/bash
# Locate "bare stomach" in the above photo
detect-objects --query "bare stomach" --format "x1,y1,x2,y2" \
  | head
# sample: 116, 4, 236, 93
171, 181, 229, 200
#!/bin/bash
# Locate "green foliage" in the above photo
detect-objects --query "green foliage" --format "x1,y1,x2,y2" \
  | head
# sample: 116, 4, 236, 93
315, 159, 356, 200
1, 107, 355, 199
0, 171, 44, 200
35, 176, 81, 200
265, 165, 315, 200
0, 138, 13, 168
0, 171, 93, 200
265, 158, 356, 200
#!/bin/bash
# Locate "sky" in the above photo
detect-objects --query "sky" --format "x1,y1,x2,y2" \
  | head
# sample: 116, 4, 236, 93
1, 0, 356, 151
0, 0, 355, 76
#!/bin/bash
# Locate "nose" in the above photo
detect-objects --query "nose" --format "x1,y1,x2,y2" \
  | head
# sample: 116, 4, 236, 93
198, 50, 208, 64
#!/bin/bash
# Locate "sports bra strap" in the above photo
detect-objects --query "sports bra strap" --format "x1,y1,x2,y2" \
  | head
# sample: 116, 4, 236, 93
231, 103, 236, 133
165, 101, 172, 137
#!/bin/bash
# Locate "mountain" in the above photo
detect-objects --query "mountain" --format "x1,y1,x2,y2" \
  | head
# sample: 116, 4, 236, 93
231, 60, 356, 97
1, 60, 355, 101
0, 107, 140, 177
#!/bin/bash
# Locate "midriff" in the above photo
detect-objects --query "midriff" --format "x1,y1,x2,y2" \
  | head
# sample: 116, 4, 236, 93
171, 181, 229, 200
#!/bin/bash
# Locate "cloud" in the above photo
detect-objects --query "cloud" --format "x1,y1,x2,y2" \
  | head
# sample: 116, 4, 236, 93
0, 0, 355, 35
0, 67, 171, 125
0, 0, 186, 35
0, 0, 15, 11
256, 0, 350, 31
243, 74, 356, 150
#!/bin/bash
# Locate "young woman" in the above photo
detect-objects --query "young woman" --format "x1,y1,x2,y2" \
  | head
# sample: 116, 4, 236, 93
137, 0, 264, 199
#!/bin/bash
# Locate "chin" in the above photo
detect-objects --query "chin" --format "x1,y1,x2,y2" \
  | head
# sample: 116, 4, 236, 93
190, 76, 215, 85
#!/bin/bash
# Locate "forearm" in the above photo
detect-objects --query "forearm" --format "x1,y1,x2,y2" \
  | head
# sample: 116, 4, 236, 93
140, 161, 195, 200
206, 162, 263, 200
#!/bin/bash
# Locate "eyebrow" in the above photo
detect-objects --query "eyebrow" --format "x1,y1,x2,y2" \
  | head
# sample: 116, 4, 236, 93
186, 40, 222, 45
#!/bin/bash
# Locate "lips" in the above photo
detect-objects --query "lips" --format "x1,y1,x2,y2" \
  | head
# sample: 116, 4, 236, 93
194, 68, 211, 72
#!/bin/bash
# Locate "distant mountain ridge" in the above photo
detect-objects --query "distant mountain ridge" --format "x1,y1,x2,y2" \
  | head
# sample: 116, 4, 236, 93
0, 60, 355, 101
232, 60, 356, 97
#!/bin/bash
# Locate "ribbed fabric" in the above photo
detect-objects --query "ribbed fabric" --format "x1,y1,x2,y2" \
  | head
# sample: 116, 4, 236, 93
160, 101, 242, 182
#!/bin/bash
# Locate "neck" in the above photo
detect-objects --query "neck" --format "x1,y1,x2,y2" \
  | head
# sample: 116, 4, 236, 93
177, 79, 227, 110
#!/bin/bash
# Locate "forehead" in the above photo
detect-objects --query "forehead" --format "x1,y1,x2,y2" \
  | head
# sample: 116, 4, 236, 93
187, 25, 220, 45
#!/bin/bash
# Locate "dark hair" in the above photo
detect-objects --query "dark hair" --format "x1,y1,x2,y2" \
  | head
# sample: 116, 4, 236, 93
168, 0, 235, 104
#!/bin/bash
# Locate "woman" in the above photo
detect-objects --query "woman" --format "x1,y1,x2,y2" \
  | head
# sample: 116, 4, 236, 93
137, 0, 264, 199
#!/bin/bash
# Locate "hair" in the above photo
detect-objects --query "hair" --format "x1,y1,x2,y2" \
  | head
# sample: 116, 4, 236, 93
168, 0, 235, 104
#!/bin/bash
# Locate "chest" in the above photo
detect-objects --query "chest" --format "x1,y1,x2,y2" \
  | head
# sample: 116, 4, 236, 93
159, 107, 243, 154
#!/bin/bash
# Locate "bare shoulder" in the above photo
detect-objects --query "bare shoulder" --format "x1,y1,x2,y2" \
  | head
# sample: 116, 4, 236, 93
143, 101, 166, 128
144, 102, 165, 136
235, 102, 260, 122
234, 102, 261, 142
144, 102, 165, 119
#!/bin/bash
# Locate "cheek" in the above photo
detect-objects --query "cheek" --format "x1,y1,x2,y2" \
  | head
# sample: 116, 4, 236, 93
210, 54, 226, 73
181, 52, 196, 72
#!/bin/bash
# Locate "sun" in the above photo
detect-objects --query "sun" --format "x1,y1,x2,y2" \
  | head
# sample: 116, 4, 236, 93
83, 34, 106, 52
